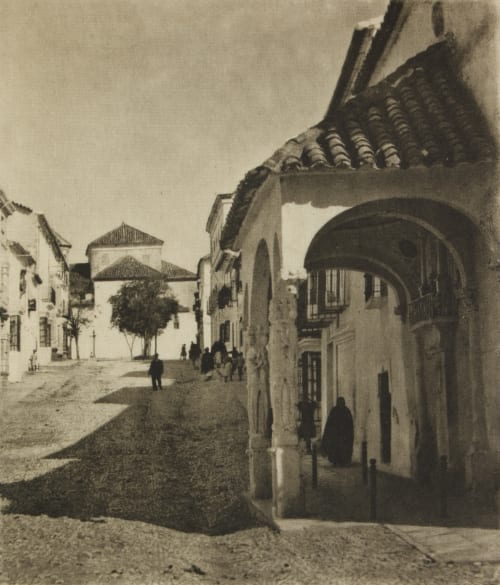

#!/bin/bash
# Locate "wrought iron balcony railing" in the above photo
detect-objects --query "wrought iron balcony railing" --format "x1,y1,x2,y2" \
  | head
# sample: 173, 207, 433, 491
408, 291, 457, 327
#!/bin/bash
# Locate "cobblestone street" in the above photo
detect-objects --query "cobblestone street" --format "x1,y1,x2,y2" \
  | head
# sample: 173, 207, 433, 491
1, 360, 498, 585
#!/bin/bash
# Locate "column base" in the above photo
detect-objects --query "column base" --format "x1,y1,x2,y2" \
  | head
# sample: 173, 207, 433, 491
465, 446, 497, 504
248, 434, 272, 500
271, 433, 305, 518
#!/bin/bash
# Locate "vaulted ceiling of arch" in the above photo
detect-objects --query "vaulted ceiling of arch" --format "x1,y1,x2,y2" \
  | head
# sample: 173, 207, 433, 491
306, 218, 428, 300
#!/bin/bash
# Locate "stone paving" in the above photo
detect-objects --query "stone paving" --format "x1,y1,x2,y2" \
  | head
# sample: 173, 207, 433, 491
1, 359, 499, 585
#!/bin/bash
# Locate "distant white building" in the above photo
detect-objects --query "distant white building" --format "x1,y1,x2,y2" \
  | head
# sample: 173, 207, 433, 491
75, 222, 197, 360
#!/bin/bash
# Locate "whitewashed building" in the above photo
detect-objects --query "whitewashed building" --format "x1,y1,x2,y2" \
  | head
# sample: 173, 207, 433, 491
76, 223, 197, 360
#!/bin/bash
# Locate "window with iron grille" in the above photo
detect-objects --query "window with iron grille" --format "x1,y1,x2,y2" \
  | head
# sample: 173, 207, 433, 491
9, 315, 21, 351
298, 352, 322, 436
300, 352, 322, 403
307, 269, 347, 320
364, 274, 388, 303
39, 317, 51, 347
219, 320, 230, 342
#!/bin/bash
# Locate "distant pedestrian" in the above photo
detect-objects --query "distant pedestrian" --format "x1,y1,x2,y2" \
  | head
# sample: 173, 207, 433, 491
211, 339, 226, 367
180, 344, 187, 361
29, 349, 39, 372
189, 342, 201, 369
148, 353, 164, 391
223, 356, 233, 382
200, 347, 214, 377
236, 352, 245, 381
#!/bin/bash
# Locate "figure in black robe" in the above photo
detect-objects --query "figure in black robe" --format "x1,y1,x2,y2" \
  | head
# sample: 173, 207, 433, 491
200, 348, 214, 374
321, 397, 354, 466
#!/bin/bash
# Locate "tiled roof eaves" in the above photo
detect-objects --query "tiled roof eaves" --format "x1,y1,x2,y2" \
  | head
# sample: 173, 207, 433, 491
12, 201, 33, 214
38, 214, 69, 271
86, 223, 164, 254
161, 260, 197, 281
205, 193, 233, 234
9, 241, 35, 265
220, 165, 274, 251
219, 42, 496, 251
0, 191, 16, 216
53, 229, 72, 247
94, 256, 165, 281
353, 0, 404, 94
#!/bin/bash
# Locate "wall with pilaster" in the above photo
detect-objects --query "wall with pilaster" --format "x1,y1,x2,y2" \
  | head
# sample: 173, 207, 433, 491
323, 272, 415, 478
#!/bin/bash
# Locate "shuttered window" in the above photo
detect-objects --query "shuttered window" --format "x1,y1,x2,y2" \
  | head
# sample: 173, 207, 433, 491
10, 315, 21, 351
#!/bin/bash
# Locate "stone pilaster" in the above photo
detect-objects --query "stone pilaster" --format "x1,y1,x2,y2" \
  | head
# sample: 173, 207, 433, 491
458, 290, 496, 497
245, 325, 273, 499
413, 319, 457, 480
248, 433, 272, 499
268, 280, 304, 517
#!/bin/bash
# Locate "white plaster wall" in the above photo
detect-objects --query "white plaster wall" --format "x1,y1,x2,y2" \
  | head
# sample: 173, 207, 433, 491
199, 258, 212, 351
156, 312, 197, 360
89, 245, 162, 278
7, 213, 36, 257
239, 179, 283, 313
281, 202, 349, 278
167, 279, 196, 310
322, 271, 414, 477
91, 280, 197, 360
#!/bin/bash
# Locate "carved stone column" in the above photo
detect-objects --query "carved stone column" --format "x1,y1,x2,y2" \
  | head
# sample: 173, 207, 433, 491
245, 325, 272, 499
459, 288, 495, 496
412, 319, 457, 481
268, 280, 304, 517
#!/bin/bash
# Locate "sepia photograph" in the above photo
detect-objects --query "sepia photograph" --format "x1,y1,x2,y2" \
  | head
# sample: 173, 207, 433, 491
0, 1, 499, 583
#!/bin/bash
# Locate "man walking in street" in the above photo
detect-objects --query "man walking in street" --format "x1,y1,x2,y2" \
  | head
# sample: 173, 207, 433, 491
148, 353, 164, 391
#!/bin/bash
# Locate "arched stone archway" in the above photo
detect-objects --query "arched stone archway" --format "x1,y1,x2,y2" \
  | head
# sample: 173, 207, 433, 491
246, 238, 305, 515
304, 198, 490, 487
246, 239, 273, 499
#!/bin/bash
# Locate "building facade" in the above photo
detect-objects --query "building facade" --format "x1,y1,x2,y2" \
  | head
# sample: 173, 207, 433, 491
220, 1, 500, 516
195, 254, 212, 352
76, 222, 197, 360
205, 194, 244, 353
1, 196, 70, 381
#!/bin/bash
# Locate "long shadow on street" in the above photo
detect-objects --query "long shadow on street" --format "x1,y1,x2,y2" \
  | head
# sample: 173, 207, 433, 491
0, 363, 259, 535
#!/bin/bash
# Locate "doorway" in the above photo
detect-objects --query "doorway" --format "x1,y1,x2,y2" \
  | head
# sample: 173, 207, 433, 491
378, 371, 391, 464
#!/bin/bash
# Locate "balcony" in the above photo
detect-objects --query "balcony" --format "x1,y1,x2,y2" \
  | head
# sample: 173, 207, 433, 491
298, 270, 349, 336
408, 291, 457, 327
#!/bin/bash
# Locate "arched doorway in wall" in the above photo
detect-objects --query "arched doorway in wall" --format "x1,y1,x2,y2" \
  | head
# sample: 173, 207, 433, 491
304, 198, 486, 488
247, 238, 273, 499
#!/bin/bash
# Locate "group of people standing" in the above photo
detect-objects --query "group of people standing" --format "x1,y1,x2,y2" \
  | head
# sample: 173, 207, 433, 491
158, 344, 353, 466
200, 340, 245, 382
180, 340, 245, 382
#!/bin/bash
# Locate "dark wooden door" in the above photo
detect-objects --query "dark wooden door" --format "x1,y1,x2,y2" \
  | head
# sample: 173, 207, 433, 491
378, 371, 391, 464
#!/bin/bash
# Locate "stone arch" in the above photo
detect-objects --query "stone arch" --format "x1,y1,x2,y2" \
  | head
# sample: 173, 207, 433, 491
251, 238, 273, 325
304, 198, 485, 484
305, 198, 479, 291
243, 283, 249, 330
247, 238, 273, 499
272, 233, 281, 283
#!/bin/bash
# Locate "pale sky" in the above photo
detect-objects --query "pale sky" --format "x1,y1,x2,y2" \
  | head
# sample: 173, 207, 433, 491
0, 0, 387, 271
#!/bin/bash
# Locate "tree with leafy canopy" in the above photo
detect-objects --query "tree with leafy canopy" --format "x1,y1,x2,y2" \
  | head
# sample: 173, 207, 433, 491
109, 279, 178, 359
